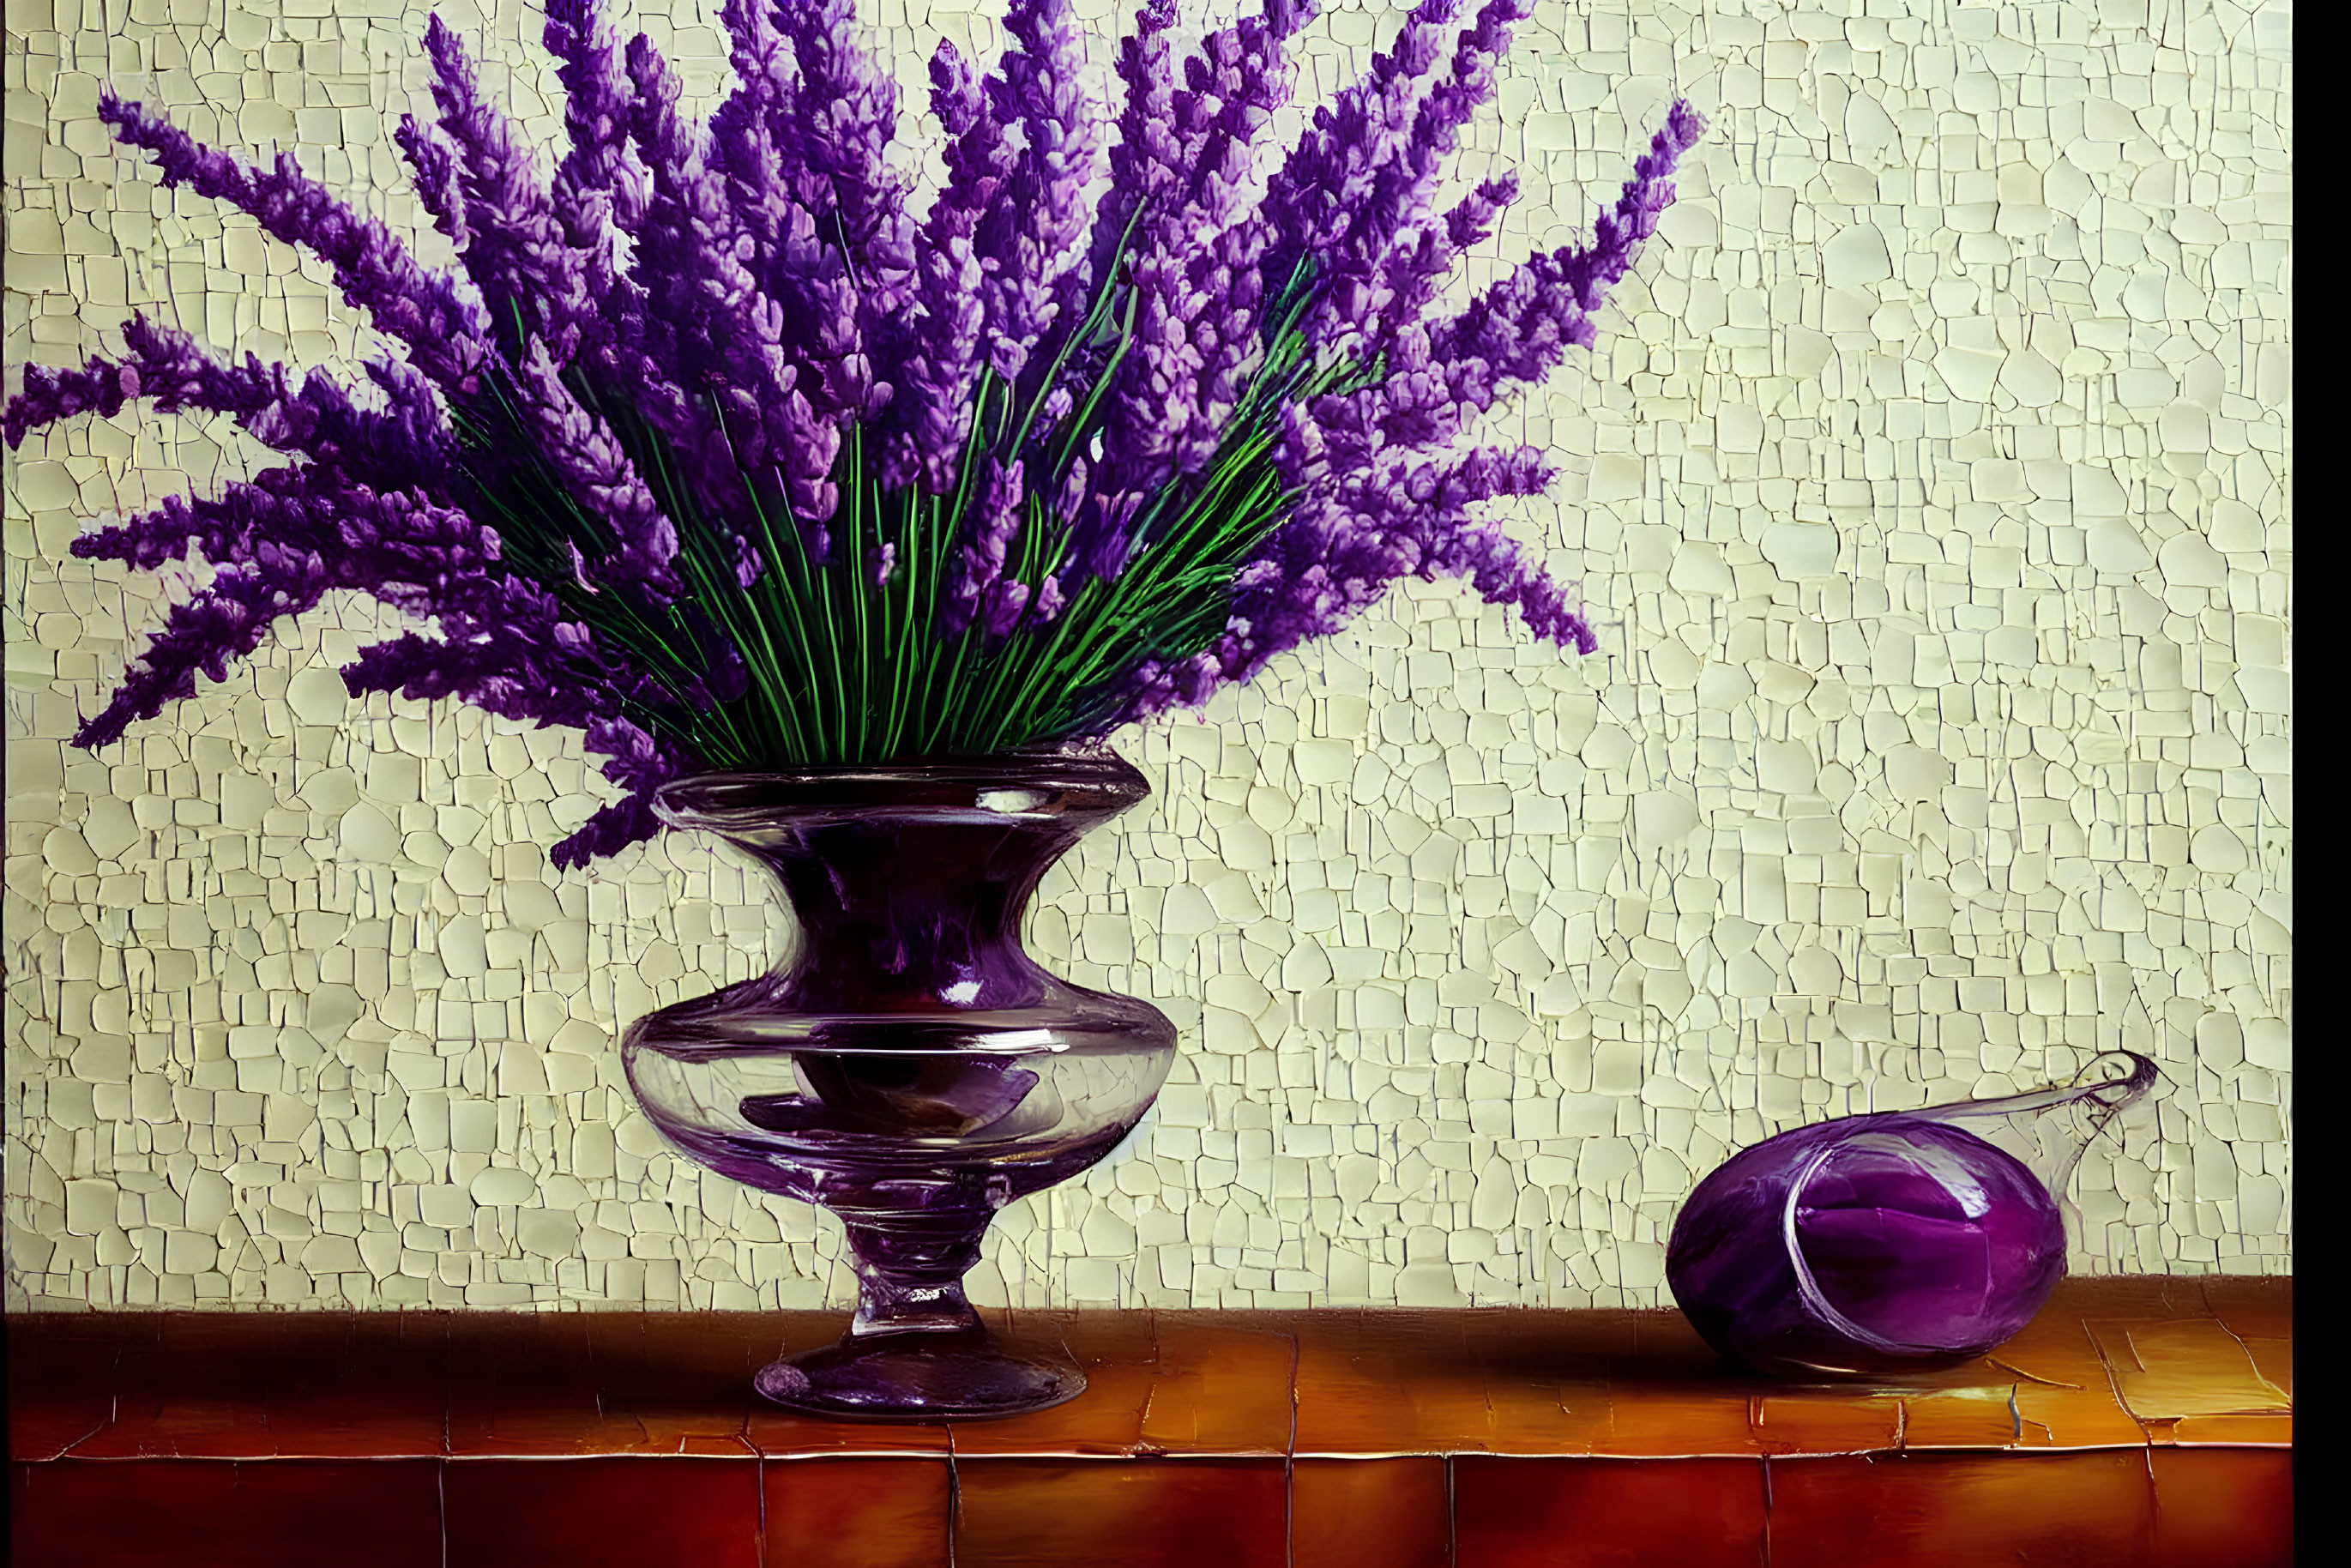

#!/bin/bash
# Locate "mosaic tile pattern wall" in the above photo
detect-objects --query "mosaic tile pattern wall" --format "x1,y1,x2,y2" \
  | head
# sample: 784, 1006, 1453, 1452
5, 0, 2291, 1312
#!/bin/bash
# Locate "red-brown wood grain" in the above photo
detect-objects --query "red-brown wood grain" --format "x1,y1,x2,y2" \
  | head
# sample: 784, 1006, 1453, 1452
7, 1277, 2292, 1566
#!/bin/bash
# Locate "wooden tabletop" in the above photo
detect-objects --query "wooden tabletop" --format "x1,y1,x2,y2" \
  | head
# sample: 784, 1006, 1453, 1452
8, 1277, 2293, 1567
9, 1276, 2291, 1461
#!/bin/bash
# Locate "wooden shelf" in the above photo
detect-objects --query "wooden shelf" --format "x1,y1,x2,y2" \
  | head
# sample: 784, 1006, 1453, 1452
9, 1276, 2292, 1565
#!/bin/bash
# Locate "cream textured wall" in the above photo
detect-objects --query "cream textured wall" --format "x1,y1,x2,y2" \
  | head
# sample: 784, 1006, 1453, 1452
4, 0, 2291, 1314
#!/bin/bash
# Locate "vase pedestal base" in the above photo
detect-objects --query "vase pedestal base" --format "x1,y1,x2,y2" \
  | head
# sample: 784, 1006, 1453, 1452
753, 1328, 1086, 1421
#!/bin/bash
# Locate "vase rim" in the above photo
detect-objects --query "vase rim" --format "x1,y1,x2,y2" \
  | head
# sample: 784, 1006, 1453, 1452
652, 746, 1149, 833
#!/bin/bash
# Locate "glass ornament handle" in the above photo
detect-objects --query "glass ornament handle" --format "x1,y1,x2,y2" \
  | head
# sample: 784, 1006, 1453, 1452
1906, 1049, 2159, 1246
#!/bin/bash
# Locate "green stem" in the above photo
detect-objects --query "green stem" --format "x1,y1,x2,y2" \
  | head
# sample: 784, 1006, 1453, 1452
844, 425, 873, 757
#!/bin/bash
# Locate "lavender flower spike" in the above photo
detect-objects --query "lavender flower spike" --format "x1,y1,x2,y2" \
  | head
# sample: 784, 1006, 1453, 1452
877, 36, 1001, 494
712, 0, 873, 438
8, 314, 448, 490
3, 356, 137, 449
775, 0, 919, 323
74, 467, 331, 576
1435, 100, 1708, 413
1086, 0, 1183, 298
512, 339, 679, 596
75, 546, 333, 750
543, 0, 649, 315
1329, 0, 1534, 356
99, 93, 488, 391
393, 114, 470, 251
1066, 0, 1311, 586
421, 16, 592, 365
624, 30, 825, 519
1259, 0, 1464, 315
974, 0, 1103, 389
1559, 98, 1710, 305
943, 457, 1030, 640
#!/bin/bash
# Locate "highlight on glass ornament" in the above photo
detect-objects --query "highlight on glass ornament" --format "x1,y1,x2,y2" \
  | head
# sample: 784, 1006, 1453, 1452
1665, 1051, 2159, 1378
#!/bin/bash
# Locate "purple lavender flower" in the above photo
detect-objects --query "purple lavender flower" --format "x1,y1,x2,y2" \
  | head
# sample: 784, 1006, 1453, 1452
1086, 0, 1183, 295
1376, 171, 1520, 344
1032, 572, 1067, 626
1258, 0, 1465, 321
973, 0, 1103, 390
511, 339, 678, 596
1067, 0, 1310, 585
17, 315, 448, 486
873, 37, 1004, 494
544, 0, 643, 231
338, 565, 693, 865
1434, 100, 1708, 414
393, 114, 470, 251
72, 545, 332, 749
734, 534, 767, 590
74, 466, 343, 577
1126, 438, 1573, 723
942, 456, 1031, 640
774, 0, 919, 330
709, 0, 874, 454
542, 0, 649, 361
2, 356, 136, 449
75, 465, 503, 635
1172, 0, 1313, 427
1317, 0, 1534, 357
422, 17, 594, 365
6, 0, 1703, 863
99, 93, 489, 392
625, 28, 831, 524
931, 37, 984, 139
1234, 98, 1703, 688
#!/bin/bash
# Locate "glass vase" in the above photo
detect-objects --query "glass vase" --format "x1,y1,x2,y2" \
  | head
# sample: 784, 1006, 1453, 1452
1665, 1050, 2158, 1378
621, 749, 1175, 1420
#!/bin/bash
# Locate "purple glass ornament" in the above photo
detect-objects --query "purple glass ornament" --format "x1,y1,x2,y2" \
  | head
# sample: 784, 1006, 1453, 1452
623, 749, 1175, 1420
1665, 1051, 2157, 1378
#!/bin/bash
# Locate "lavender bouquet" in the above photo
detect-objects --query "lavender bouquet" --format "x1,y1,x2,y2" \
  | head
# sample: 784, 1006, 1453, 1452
7, 0, 1702, 869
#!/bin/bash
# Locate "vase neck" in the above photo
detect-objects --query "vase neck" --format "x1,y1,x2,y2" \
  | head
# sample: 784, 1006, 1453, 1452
757, 817, 1076, 1007
654, 755, 1148, 1012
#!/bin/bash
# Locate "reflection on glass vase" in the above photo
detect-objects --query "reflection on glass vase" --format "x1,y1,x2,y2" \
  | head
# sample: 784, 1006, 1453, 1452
1666, 1051, 2159, 1378
622, 750, 1175, 1420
